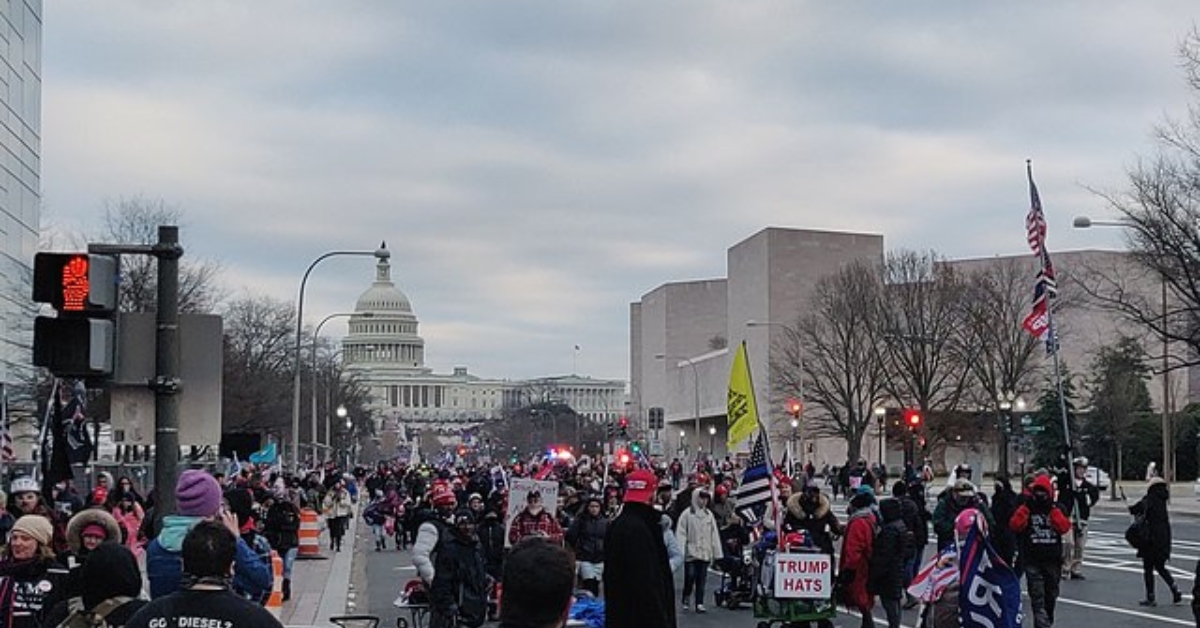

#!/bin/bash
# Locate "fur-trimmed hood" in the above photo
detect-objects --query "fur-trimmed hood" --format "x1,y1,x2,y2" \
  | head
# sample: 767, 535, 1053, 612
66, 507, 122, 552
786, 491, 830, 520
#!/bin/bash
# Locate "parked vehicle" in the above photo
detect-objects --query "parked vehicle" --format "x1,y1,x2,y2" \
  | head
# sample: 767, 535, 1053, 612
1086, 466, 1110, 490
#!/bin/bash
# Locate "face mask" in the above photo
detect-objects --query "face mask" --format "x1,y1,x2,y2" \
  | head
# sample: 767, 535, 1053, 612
801, 500, 817, 514
955, 494, 973, 507
1032, 491, 1050, 504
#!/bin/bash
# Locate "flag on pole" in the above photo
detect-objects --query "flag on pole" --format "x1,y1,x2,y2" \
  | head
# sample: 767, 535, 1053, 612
727, 342, 760, 449
0, 384, 12, 464
1022, 163, 1058, 349
957, 520, 1023, 628
734, 432, 772, 523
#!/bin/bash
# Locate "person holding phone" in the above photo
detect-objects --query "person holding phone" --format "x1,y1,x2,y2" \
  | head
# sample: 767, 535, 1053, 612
145, 470, 273, 600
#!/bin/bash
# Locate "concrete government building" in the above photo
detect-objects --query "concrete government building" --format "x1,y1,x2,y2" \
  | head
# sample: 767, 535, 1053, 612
632, 226, 1191, 474
341, 249, 624, 453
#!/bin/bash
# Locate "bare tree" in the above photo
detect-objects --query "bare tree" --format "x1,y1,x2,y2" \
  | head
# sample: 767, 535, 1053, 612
781, 261, 888, 463
220, 295, 296, 434
1075, 30, 1200, 371
877, 250, 973, 466
96, 197, 225, 314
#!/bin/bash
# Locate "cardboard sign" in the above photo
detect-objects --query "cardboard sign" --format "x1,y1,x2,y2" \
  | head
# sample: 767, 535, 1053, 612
774, 553, 833, 599
504, 478, 559, 547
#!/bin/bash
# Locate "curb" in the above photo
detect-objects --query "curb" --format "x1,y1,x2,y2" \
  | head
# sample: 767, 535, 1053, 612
315, 507, 359, 627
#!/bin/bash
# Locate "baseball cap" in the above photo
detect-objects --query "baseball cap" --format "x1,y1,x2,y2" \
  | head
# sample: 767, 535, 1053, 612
623, 469, 657, 504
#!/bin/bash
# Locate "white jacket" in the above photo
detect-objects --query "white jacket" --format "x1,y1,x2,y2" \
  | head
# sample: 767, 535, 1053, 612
661, 513, 684, 573
676, 494, 723, 563
323, 489, 355, 518
411, 520, 441, 584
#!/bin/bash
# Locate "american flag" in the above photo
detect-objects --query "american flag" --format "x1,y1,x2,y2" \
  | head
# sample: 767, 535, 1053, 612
0, 384, 12, 464
734, 433, 772, 523
907, 548, 959, 603
1022, 163, 1058, 349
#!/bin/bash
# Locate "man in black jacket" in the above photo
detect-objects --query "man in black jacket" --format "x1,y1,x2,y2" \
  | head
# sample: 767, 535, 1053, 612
430, 510, 488, 628
870, 498, 911, 628
1059, 457, 1100, 580
605, 469, 676, 628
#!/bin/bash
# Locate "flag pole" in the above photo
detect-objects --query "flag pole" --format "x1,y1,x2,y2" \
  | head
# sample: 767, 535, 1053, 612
741, 343, 783, 541
1028, 160, 1073, 463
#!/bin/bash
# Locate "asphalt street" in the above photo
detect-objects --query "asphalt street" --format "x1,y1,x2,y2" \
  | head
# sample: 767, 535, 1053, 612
352, 508, 1200, 628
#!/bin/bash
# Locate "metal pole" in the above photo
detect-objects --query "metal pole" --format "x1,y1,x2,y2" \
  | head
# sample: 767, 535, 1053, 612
1162, 275, 1172, 482
688, 360, 700, 463
153, 226, 182, 523
290, 247, 385, 474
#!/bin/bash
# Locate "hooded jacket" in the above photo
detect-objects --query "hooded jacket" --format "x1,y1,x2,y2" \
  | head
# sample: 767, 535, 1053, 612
784, 491, 840, 556
60, 508, 125, 601
838, 494, 877, 612
676, 491, 723, 563
565, 501, 607, 563
1130, 480, 1172, 562
1009, 475, 1071, 565
43, 544, 147, 628
145, 515, 272, 600
868, 498, 910, 598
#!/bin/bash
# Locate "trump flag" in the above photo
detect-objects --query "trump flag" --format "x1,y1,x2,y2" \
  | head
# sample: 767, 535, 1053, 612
958, 522, 1022, 628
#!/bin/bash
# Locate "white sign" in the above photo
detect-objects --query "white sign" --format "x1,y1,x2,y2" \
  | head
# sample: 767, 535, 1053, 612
773, 553, 833, 599
504, 478, 559, 547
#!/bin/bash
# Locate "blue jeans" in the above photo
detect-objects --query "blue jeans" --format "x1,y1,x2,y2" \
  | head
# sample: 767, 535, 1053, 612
282, 546, 297, 579
681, 559, 709, 606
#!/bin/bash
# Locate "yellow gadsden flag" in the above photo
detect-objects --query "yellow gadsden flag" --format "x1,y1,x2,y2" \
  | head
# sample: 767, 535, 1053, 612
727, 341, 760, 449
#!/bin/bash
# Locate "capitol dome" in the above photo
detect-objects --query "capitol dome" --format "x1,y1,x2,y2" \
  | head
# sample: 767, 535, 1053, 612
343, 244, 427, 374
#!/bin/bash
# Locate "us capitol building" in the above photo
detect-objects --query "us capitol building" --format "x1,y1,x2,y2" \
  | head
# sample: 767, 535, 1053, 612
341, 248, 624, 449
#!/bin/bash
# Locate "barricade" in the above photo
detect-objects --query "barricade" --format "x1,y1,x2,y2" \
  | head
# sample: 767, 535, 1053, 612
298, 508, 324, 559
266, 550, 284, 616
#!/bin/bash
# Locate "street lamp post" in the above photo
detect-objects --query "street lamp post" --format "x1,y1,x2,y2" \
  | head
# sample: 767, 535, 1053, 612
338, 405, 352, 469
655, 353, 701, 462
291, 245, 389, 474
679, 430, 687, 458
311, 312, 371, 464
874, 407, 886, 469
708, 425, 717, 460
789, 418, 799, 472
1074, 216, 1173, 482
998, 392, 1015, 477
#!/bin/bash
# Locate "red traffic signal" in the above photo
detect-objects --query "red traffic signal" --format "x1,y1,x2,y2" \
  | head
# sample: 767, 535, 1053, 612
618, 417, 629, 429
904, 408, 922, 429
787, 400, 803, 418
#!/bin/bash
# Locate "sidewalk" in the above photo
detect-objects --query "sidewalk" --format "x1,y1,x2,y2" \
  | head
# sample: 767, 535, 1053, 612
280, 512, 359, 627
1091, 480, 1200, 517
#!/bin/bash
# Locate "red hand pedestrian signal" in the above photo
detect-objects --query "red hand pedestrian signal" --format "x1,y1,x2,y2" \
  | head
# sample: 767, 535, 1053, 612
904, 409, 922, 429
787, 400, 802, 419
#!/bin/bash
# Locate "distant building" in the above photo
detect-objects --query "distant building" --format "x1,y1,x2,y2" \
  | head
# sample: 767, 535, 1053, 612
631, 227, 1187, 473
342, 250, 623, 452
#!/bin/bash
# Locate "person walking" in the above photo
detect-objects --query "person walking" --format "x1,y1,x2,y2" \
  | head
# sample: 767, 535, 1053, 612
1009, 475, 1071, 628
321, 479, 354, 552
839, 490, 877, 628
604, 469, 676, 628
676, 487, 722, 613
1060, 457, 1100, 580
869, 498, 910, 628
1130, 476, 1182, 606
564, 495, 607, 597
429, 510, 488, 628
262, 490, 301, 601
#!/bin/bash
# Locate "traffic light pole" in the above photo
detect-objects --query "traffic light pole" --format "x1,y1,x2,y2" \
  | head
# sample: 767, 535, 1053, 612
90, 226, 183, 526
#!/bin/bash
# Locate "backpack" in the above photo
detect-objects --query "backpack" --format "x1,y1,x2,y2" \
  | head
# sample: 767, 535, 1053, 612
1125, 513, 1151, 550
56, 596, 134, 628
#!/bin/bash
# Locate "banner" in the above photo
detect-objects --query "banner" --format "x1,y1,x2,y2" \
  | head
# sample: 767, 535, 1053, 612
773, 553, 832, 599
504, 478, 558, 547
727, 342, 760, 449
958, 521, 1022, 628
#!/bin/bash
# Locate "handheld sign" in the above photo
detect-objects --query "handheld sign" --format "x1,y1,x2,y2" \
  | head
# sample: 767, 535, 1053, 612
774, 553, 833, 599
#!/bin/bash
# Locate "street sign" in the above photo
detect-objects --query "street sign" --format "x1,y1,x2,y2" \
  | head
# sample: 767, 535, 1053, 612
1020, 415, 1033, 426
649, 439, 663, 456
1025, 425, 1045, 433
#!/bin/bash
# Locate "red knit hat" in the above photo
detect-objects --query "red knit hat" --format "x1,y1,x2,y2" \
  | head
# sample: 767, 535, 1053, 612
431, 483, 457, 508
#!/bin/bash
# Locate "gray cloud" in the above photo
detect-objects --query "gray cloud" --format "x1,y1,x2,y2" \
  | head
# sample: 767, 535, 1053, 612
41, 1, 1198, 380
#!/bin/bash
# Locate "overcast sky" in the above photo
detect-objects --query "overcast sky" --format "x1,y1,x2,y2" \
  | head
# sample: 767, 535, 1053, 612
40, 2, 1198, 381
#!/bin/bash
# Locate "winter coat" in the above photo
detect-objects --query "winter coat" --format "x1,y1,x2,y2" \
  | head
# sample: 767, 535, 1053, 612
932, 492, 994, 550
111, 503, 145, 557
989, 484, 1020, 566
429, 532, 487, 628
565, 510, 607, 563
838, 507, 876, 612
412, 512, 450, 584
784, 492, 840, 556
660, 512, 684, 573
604, 502, 676, 628
322, 489, 354, 519
868, 499, 909, 599
264, 500, 301, 552
1130, 482, 1172, 562
476, 513, 506, 581
145, 515, 272, 600
676, 494, 723, 563
0, 555, 69, 628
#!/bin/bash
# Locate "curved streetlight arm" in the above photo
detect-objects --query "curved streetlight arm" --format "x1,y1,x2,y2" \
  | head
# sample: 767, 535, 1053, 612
310, 311, 369, 463
654, 353, 702, 460
291, 247, 387, 474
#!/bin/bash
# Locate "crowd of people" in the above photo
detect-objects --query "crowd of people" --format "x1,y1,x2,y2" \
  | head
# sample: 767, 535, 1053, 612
0, 450, 1192, 628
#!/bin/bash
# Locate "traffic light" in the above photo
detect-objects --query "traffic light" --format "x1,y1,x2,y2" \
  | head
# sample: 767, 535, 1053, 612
32, 253, 119, 377
904, 408, 922, 429
618, 416, 629, 438
648, 407, 664, 431
617, 449, 631, 466
631, 441, 642, 454
606, 420, 616, 439
787, 399, 802, 419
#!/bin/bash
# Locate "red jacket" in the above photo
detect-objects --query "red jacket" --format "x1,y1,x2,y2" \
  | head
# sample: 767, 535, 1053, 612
839, 511, 876, 611
507, 508, 564, 545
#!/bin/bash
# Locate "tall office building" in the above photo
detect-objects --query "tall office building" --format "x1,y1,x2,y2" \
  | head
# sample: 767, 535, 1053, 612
0, 3, 41, 429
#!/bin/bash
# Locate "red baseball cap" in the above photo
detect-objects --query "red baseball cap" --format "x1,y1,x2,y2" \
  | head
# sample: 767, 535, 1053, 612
623, 469, 657, 504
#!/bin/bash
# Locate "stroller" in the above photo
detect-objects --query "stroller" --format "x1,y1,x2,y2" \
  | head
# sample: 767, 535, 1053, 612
713, 525, 753, 610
